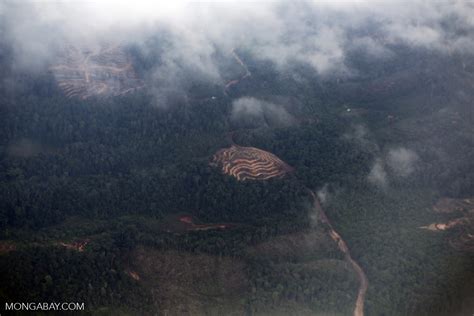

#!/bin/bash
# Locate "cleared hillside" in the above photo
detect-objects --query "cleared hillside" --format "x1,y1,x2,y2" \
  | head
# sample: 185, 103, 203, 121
211, 145, 293, 181
50, 44, 144, 99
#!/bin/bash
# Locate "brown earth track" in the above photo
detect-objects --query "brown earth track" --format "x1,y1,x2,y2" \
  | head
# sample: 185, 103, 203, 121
224, 49, 251, 94
211, 145, 293, 181
50, 44, 144, 99
211, 139, 368, 314
309, 190, 368, 316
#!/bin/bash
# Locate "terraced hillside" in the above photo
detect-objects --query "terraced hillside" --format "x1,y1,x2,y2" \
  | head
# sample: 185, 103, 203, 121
50, 44, 144, 99
211, 145, 293, 181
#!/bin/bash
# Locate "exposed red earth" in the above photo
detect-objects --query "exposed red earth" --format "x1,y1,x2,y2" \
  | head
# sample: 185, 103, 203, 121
211, 140, 365, 312
0, 241, 16, 255
50, 44, 144, 99
224, 49, 251, 94
211, 145, 293, 181
420, 197, 474, 252
126, 270, 141, 281
178, 215, 232, 231
58, 239, 90, 252
433, 197, 474, 213
310, 190, 368, 316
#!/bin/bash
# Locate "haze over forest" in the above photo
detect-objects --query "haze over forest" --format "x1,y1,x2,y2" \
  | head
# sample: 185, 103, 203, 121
0, 1, 473, 315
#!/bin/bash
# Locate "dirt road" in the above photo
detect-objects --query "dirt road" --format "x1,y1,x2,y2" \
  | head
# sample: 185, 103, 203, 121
309, 190, 368, 316
224, 49, 251, 93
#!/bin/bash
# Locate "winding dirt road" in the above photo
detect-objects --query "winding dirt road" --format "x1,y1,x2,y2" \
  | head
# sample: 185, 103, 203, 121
309, 190, 368, 316
224, 49, 251, 93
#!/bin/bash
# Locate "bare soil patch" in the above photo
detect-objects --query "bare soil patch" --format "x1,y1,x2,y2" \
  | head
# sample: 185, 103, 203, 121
58, 239, 90, 252
0, 241, 16, 255
50, 44, 144, 99
420, 197, 474, 252
211, 145, 293, 181
433, 197, 474, 213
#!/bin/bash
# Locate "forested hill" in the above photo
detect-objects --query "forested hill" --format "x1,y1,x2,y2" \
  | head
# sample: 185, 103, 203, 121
0, 38, 473, 315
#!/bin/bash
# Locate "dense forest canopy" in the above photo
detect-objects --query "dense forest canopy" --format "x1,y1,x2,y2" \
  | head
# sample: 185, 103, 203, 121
0, 1, 473, 315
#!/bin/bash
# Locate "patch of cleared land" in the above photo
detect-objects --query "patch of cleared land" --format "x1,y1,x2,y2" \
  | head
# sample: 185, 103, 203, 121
0, 241, 16, 255
50, 44, 144, 99
211, 145, 293, 181
420, 197, 474, 252
58, 239, 90, 252
433, 197, 474, 213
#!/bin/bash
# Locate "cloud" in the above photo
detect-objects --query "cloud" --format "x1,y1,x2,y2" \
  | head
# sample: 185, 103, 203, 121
343, 124, 382, 155
351, 36, 393, 58
231, 97, 295, 128
368, 158, 388, 188
344, 124, 368, 141
317, 184, 330, 205
367, 147, 419, 188
0, 0, 474, 100
1, 0, 473, 94
386, 147, 419, 177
